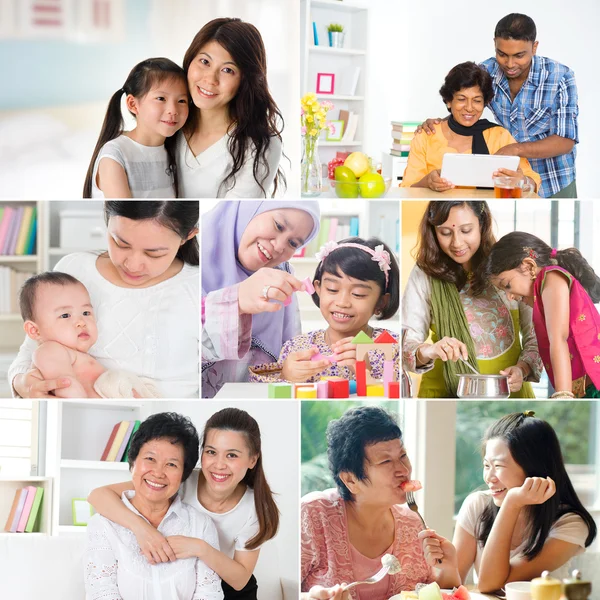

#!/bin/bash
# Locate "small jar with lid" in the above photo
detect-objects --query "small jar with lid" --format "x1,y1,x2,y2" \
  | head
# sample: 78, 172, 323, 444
531, 571, 562, 600
562, 569, 592, 600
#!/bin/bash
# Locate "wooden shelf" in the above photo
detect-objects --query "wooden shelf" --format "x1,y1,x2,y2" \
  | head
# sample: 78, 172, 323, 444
0, 255, 37, 262
0, 314, 22, 322
61, 460, 130, 471
321, 140, 362, 147
58, 525, 86, 534
310, 46, 366, 56
311, 0, 368, 14
61, 400, 142, 410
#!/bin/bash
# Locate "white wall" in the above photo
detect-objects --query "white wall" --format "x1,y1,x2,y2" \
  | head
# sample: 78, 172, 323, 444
363, 0, 600, 197
164, 400, 300, 590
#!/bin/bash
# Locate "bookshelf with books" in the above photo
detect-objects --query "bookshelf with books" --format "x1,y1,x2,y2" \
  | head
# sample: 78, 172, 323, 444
290, 200, 399, 332
0, 476, 52, 536
45, 400, 150, 534
301, 0, 369, 165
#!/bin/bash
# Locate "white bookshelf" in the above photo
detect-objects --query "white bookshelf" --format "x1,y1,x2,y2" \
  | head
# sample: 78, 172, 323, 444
0, 476, 52, 535
301, 0, 369, 166
45, 400, 151, 535
290, 199, 399, 332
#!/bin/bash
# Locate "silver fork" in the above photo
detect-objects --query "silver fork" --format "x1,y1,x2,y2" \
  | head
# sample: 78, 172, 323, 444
344, 564, 390, 591
406, 491, 442, 564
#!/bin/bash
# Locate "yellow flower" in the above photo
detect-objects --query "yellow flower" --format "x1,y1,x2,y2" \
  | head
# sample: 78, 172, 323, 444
306, 114, 314, 123
594, 356, 600, 364
309, 128, 318, 136
578, 314, 586, 322
316, 111, 326, 120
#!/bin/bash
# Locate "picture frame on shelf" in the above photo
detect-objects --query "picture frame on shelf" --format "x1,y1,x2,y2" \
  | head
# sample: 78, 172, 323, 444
316, 73, 335, 95
72, 498, 93, 526
326, 120, 345, 142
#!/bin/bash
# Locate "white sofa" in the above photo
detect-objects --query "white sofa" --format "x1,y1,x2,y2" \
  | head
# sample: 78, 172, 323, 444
0, 534, 293, 599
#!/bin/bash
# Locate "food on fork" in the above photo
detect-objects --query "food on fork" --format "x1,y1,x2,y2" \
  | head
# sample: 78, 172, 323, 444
400, 479, 423, 492
382, 553, 402, 575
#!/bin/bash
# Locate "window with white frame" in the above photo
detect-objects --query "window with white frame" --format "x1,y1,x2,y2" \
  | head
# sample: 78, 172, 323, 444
0, 400, 39, 477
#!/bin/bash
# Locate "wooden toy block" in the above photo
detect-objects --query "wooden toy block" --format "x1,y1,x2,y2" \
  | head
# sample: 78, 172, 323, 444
373, 331, 396, 344
383, 359, 394, 392
303, 276, 315, 295
295, 384, 318, 399
317, 381, 329, 398
268, 382, 292, 398
388, 381, 400, 398
366, 384, 385, 396
355, 360, 367, 396
351, 330, 373, 344
328, 378, 349, 398
311, 352, 337, 364
349, 380, 357, 395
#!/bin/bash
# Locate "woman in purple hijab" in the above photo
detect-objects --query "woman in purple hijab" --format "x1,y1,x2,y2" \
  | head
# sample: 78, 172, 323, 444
202, 201, 321, 397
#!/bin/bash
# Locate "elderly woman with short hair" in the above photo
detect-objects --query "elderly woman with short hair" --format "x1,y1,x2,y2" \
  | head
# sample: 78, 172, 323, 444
301, 406, 460, 600
84, 412, 224, 600
401, 61, 540, 192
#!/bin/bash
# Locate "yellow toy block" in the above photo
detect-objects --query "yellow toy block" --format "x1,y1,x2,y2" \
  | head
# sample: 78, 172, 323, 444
366, 384, 385, 397
295, 384, 318, 399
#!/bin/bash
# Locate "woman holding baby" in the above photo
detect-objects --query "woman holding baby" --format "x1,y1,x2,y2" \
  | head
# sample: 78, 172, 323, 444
8, 200, 199, 399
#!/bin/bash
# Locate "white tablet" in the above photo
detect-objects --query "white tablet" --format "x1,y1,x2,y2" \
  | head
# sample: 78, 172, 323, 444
440, 154, 520, 187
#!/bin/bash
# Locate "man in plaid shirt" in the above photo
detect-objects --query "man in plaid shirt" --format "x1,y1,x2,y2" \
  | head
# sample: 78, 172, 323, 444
420, 13, 578, 198
481, 13, 578, 198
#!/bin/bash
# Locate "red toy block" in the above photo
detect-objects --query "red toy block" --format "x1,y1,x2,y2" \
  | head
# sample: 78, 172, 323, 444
355, 360, 367, 396
373, 331, 396, 345
387, 381, 400, 398
328, 378, 349, 398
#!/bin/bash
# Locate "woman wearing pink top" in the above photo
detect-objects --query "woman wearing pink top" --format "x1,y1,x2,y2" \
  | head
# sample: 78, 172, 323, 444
301, 406, 461, 600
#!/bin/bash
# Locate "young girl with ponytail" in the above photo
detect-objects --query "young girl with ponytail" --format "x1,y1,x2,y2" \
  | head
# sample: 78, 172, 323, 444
487, 231, 600, 398
83, 58, 189, 198
88, 408, 279, 600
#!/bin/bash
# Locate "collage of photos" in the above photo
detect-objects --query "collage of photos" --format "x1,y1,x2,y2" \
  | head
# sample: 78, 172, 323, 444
1, 1, 600, 600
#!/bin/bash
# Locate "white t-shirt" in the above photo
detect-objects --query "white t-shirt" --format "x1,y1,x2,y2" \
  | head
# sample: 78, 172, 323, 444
182, 470, 261, 558
8, 252, 199, 398
177, 133, 282, 198
457, 491, 588, 581
85, 491, 223, 600
92, 135, 175, 198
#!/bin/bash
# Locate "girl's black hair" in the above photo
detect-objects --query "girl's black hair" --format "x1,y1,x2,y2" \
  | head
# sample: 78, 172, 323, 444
311, 237, 399, 320
486, 232, 600, 303
104, 201, 198, 266
182, 18, 286, 198
84, 58, 188, 198
476, 412, 597, 560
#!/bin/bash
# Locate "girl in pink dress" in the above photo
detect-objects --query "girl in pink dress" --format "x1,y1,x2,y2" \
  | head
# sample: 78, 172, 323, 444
486, 232, 600, 398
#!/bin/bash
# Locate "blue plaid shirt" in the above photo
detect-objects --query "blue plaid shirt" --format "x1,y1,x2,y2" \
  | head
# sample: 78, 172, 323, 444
481, 55, 578, 198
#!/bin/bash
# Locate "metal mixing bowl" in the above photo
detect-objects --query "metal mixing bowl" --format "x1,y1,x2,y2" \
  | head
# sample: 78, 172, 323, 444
456, 374, 510, 399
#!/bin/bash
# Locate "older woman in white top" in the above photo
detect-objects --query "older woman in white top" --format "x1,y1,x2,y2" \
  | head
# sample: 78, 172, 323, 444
178, 19, 285, 198
9, 201, 199, 399
85, 413, 223, 600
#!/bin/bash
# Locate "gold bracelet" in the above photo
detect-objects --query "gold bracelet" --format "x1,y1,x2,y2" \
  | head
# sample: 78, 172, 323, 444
550, 390, 575, 399
415, 344, 428, 365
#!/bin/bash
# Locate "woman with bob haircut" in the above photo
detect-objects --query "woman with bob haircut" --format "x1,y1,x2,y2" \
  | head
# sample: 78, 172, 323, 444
401, 61, 540, 192
421, 411, 597, 592
178, 17, 286, 198
402, 201, 542, 397
301, 405, 460, 599
84, 412, 224, 599
89, 408, 279, 600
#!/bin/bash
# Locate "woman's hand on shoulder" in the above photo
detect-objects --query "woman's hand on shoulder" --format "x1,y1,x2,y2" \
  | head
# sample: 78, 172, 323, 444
238, 268, 305, 315
330, 337, 356, 370
13, 369, 71, 398
427, 170, 455, 192
305, 584, 349, 599
132, 521, 176, 564
418, 529, 458, 569
281, 347, 330, 382
506, 476, 556, 509
165, 535, 202, 560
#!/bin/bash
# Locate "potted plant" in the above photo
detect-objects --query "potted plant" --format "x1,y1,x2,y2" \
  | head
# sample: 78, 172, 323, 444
327, 23, 345, 48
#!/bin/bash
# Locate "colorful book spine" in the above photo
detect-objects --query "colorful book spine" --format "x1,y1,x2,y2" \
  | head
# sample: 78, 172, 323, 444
6, 206, 24, 255
16, 486, 36, 532
0, 206, 14, 254
26, 210, 37, 255
15, 206, 35, 255
115, 421, 135, 462
101, 422, 122, 461
349, 216, 359, 237
107, 421, 130, 461
10, 488, 28, 532
122, 420, 141, 462
3, 489, 22, 532
328, 218, 338, 242
24, 487, 44, 533
312, 21, 319, 45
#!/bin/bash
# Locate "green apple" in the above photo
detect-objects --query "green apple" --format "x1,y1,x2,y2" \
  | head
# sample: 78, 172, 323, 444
358, 172, 386, 198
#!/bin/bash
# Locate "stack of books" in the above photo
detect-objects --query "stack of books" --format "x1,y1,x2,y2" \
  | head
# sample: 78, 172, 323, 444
101, 420, 141, 462
390, 121, 420, 157
3, 486, 44, 533
0, 267, 35, 314
0, 205, 37, 255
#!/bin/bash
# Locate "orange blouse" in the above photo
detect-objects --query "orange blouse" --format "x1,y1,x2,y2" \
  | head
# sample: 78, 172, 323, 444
400, 123, 541, 190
